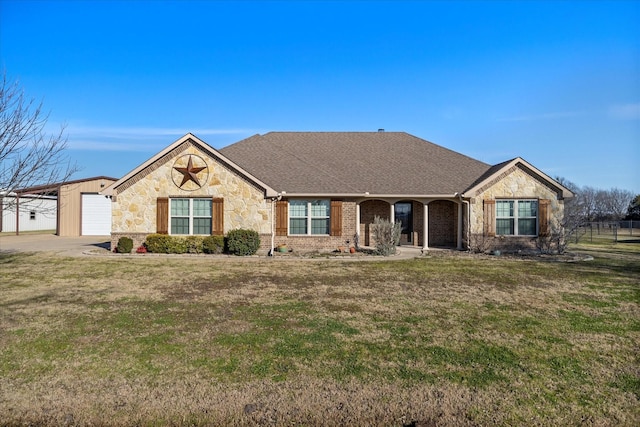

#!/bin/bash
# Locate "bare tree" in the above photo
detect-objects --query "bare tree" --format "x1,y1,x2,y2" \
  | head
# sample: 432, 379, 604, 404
601, 188, 634, 220
0, 73, 78, 205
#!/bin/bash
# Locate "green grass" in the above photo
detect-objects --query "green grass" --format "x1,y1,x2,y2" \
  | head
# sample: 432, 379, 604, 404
1, 242, 639, 425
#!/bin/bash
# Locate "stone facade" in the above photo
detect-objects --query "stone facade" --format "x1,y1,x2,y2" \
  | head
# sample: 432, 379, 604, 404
106, 136, 569, 255
110, 142, 270, 249
468, 164, 565, 252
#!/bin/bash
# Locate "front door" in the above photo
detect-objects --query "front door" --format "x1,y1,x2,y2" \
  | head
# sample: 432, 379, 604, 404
395, 202, 413, 245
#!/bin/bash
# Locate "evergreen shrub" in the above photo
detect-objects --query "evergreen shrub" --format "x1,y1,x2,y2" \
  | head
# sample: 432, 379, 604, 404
145, 234, 173, 253
202, 235, 225, 254
226, 229, 260, 256
185, 236, 205, 254
116, 236, 133, 254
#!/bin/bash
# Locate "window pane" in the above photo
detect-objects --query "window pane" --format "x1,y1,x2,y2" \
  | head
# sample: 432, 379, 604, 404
289, 218, 307, 234
518, 218, 536, 235
496, 218, 514, 235
289, 200, 307, 217
311, 200, 330, 217
518, 200, 537, 217
193, 218, 211, 235
496, 201, 513, 217
171, 217, 189, 234
171, 198, 189, 216
311, 218, 329, 235
193, 199, 212, 217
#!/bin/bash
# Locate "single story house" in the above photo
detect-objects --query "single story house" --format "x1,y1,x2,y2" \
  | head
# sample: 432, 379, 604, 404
1, 177, 118, 236
102, 132, 573, 253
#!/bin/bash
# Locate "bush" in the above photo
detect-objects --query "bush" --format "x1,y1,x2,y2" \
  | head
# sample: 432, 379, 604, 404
116, 236, 133, 254
185, 236, 204, 254
226, 229, 260, 256
145, 234, 173, 253
371, 216, 401, 256
145, 234, 189, 254
202, 235, 225, 254
166, 237, 188, 254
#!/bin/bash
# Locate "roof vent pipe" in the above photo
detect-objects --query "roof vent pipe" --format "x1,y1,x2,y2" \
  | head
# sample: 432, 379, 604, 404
378, 128, 385, 132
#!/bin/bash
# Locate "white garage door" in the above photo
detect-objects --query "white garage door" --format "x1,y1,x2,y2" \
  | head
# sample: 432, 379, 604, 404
82, 194, 111, 235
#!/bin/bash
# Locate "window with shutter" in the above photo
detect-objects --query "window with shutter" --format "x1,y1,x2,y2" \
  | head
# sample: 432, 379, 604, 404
289, 200, 330, 235
164, 198, 215, 235
494, 199, 539, 236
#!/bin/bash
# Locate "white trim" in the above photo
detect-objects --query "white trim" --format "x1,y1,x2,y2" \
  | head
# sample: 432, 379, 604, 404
495, 199, 539, 236
287, 199, 331, 236
169, 197, 213, 236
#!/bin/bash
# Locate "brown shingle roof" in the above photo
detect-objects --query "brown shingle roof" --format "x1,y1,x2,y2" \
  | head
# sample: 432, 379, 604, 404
219, 132, 491, 196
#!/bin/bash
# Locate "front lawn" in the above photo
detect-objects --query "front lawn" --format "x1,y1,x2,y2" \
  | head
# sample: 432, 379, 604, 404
1, 245, 638, 426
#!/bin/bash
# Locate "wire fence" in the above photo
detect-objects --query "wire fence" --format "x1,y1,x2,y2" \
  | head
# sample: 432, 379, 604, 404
575, 221, 639, 244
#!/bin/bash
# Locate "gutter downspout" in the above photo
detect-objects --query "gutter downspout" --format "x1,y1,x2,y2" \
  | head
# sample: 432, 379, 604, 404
270, 199, 274, 256
269, 193, 283, 256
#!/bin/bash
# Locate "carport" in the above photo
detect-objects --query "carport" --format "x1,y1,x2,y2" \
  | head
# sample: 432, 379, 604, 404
1, 176, 117, 236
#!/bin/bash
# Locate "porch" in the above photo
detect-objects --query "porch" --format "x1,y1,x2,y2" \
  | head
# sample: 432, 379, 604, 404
356, 198, 466, 251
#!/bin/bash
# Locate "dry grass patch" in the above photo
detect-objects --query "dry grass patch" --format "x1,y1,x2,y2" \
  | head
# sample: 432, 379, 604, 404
1, 246, 639, 426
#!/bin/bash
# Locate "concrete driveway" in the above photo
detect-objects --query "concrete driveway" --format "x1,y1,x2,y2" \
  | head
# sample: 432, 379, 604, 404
0, 233, 111, 256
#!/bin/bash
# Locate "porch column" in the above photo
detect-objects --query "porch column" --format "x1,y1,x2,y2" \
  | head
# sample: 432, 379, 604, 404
355, 202, 361, 247
390, 203, 395, 224
423, 202, 429, 251
457, 201, 463, 250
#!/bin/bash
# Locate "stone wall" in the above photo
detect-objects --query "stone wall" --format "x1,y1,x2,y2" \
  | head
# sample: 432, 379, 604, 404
110, 143, 271, 248
469, 164, 565, 252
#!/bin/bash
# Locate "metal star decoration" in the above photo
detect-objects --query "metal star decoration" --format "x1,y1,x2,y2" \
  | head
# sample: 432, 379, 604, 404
173, 155, 206, 188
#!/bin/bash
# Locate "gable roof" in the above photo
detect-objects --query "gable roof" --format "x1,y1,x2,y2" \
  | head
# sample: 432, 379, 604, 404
101, 133, 278, 197
462, 157, 574, 199
220, 132, 492, 196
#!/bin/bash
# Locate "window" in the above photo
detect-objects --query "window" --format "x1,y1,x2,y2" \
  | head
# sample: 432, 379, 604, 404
30, 211, 36, 220
170, 198, 212, 235
289, 200, 330, 235
496, 200, 538, 236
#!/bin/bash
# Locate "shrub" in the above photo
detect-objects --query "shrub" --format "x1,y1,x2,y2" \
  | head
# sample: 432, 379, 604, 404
166, 237, 188, 254
185, 236, 204, 254
371, 216, 401, 256
202, 235, 225, 254
116, 236, 133, 254
136, 245, 147, 254
145, 234, 173, 253
226, 228, 260, 256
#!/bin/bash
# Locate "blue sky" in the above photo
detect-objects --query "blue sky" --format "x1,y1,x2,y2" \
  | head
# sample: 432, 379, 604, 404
1, 0, 639, 193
